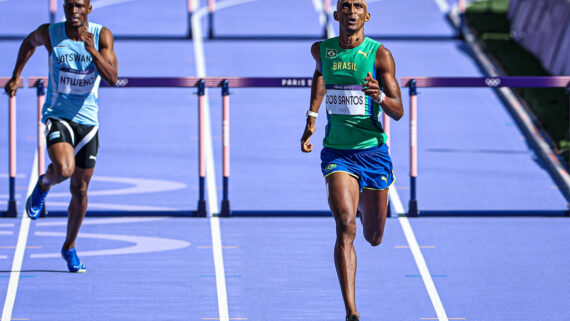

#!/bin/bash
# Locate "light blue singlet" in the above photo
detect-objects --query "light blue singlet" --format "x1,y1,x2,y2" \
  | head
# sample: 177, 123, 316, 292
42, 22, 102, 125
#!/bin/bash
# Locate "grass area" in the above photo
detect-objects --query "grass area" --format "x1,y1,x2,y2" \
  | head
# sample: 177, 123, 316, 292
465, 0, 569, 165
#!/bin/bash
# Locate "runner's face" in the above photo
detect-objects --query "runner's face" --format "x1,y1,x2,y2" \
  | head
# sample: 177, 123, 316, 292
64, 0, 91, 28
335, 0, 369, 32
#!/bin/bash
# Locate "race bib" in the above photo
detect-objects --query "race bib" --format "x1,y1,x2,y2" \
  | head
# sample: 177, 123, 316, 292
325, 84, 366, 115
58, 67, 97, 95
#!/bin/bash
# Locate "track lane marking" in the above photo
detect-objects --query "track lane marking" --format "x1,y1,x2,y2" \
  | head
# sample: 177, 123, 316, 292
390, 189, 449, 321
1, 154, 37, 321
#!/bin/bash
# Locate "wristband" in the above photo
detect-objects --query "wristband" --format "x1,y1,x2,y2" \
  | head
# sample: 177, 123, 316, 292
372, 91, 387, 105
306, 110, 318, 118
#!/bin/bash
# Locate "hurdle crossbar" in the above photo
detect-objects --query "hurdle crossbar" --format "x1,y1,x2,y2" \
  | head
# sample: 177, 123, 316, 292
401, 76, 570, 217
1, 77, 24, 217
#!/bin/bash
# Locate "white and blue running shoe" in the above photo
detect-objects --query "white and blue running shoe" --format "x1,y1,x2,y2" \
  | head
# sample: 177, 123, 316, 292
61, 247, 87, 273
25, 175, 48, 220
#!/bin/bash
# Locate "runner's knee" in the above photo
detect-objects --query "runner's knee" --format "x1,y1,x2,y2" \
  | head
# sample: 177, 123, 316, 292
336, 216, 357, 242
53, 163, 74, 182
70, 181, 89, 199
364, 230, 383, 247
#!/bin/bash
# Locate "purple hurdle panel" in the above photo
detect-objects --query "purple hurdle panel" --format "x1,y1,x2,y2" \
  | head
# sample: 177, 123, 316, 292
401, 76, 570, 88
400, 76, 570, 216
1, 77, 24, 217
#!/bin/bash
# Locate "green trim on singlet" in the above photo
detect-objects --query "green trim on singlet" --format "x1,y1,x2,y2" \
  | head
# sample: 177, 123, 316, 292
320, 37, 386, 150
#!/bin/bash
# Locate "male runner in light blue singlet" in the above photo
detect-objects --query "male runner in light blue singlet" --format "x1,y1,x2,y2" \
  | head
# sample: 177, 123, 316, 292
4, 0, 118, 273
301, 0, 404, 320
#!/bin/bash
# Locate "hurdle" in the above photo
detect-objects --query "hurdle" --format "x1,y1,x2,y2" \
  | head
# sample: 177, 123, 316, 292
49, 0, 57, 23
27, 76, 314, 217
0, 77, 24, 217
457, 0, 466, 39
401, 76, 570, 216
188, 0, 195, 39
323, 0, 331, 38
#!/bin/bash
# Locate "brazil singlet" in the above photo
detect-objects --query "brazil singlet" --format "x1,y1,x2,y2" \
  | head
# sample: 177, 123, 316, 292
42, 22, 102, 126
320, 36, 386, 150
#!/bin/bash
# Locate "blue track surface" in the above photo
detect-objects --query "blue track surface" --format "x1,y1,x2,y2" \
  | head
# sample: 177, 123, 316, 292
1, 0, 569, 320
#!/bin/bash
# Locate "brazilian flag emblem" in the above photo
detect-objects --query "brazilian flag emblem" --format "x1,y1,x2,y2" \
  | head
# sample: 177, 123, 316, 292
326, 164, 337, 172
326, 49, 338, 59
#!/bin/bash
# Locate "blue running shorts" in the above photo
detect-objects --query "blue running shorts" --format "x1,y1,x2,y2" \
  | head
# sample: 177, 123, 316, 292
320, 144, 395, 191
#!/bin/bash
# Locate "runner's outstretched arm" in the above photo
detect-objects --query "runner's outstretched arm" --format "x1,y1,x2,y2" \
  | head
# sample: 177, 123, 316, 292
301, 41, 326, 153
4, 24, 50, 97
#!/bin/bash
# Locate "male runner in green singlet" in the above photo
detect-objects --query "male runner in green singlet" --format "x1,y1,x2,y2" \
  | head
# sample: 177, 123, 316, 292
300, 1, 404, 320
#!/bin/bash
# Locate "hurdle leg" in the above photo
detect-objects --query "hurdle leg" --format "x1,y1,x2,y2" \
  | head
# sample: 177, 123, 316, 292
322, 0, 331, 38
196, 80, 207, 217
37, 80, 48, 217
408, 80, 419, 217
49, 0, 57, 23
187, 0, 194, 39
456, 0, 466, 39
6, 96, 17, 217
221, 80, 231, 217
208, 0, 215, 39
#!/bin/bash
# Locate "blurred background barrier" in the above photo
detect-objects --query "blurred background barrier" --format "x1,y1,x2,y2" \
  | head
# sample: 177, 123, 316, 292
509, 0, 570, 76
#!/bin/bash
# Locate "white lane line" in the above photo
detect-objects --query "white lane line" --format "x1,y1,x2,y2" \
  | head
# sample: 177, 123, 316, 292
209, 215, 228, 320
433, 0, 450, 12
389, 189, 449, 321
0, 232, 13, 236
1, 154, 36, 321
0, 224, 15, 228
0, 256, 7, 260
192, 1, 229, 320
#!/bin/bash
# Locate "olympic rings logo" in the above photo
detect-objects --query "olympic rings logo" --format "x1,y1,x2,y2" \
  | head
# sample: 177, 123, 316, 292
485, 78, 501, 87
114, 78, 129, 87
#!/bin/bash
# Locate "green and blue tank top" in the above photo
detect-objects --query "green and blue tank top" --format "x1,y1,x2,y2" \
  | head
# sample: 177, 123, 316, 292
43, 22, 102, 125
320, 36, 386, 150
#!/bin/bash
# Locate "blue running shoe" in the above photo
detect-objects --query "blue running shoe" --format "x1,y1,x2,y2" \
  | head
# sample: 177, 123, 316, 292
346, 315, 360, 321
61, 247, 86, 273
25, 175, 48, 220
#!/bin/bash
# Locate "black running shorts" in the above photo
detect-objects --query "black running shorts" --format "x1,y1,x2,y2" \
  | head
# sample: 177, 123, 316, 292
45, 117, 99, 169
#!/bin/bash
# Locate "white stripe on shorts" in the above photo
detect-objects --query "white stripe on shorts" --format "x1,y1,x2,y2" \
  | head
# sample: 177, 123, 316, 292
74, 125, 98, 155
